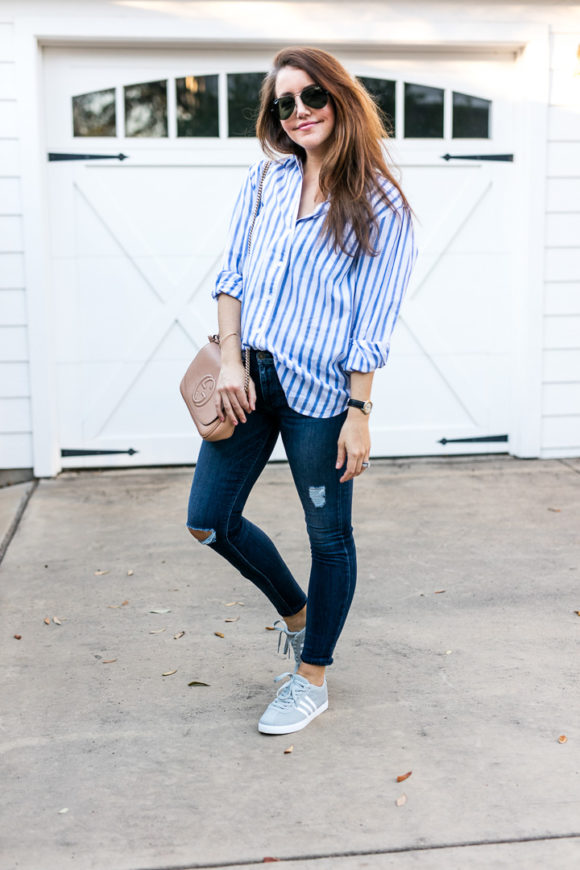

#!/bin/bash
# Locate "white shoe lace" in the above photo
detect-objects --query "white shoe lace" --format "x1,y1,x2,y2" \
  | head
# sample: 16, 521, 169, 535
273, 619, 304, 660
269, 673, 309, 710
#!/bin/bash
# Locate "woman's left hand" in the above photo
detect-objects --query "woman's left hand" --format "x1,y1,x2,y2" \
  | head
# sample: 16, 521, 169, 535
336, 412, 371, 483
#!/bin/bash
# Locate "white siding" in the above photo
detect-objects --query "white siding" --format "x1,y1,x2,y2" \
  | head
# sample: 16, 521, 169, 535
542, 30, 580, 458
543, 349, 580, 382
0, 139, 19, 175
0, 21, 31, 471
544, 283, 580, 315
0, 362, 30, 397
545, 214, 580, 247
543, 382, 580, 415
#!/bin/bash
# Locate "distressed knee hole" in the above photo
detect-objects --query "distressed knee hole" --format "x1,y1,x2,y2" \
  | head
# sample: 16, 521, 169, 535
189, 527, 216, 545
308, 486, 326, 508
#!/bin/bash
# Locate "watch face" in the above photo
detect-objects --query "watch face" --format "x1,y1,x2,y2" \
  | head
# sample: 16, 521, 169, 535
362, 401, 373, 415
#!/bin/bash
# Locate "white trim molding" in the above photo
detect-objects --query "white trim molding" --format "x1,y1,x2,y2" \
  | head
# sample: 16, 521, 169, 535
508, 26, 551, 457
15, 24, 60, 477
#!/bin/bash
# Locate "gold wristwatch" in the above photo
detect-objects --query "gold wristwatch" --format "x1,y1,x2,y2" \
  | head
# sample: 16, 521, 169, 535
347, 398, 373, 415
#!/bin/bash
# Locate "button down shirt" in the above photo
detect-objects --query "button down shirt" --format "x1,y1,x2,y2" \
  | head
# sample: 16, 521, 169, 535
213, 155, 416, 418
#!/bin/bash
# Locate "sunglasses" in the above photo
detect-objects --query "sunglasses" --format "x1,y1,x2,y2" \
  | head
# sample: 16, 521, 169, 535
272, 84, 329, 121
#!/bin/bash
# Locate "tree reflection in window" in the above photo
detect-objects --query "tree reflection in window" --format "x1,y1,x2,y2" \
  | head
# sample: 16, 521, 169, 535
357, 77, 396, 136
227, 73, 266, 137
453, 92, 490, 138
73, 88, 116, 137
176, 75, 219, 137
124, 80, 168, 137
404, 83, 444, 138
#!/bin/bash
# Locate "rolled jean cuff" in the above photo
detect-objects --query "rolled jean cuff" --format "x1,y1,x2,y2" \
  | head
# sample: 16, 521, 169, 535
300, 652, 333, 667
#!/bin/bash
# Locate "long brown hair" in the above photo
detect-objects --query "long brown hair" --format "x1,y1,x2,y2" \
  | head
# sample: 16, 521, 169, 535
256, 46, 410, 256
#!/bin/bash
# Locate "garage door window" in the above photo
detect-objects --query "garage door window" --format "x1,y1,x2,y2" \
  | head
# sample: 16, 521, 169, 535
227, 72, 265, 137
357, 76, 396, 134
71, 74, 490, 140
452, 91, 491, 138
176, 75, 219, 137
124, 80, 168, 137
404, 83, 444, 138
72, 87, 116, 137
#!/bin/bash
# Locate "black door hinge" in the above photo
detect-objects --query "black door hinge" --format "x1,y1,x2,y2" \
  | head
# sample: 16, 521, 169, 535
438, 435, 508, 446
61, 448, 138, 457
441, 154, 514, 162
48, 152, 129, 162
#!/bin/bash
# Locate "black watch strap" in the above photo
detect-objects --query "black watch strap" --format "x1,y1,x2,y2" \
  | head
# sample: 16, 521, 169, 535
347, 398, 373, 415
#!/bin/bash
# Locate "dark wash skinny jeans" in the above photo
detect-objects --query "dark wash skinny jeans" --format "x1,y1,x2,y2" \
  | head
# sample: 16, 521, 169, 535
187, 350, 357, 666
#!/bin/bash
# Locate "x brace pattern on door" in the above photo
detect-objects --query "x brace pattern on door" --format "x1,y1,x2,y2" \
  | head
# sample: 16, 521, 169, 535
76, 163, 498, 441
401, 169, 495, 428
75, 169, 223, 440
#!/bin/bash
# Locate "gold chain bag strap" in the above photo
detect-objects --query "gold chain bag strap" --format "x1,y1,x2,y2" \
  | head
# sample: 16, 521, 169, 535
180, 161, 271, 441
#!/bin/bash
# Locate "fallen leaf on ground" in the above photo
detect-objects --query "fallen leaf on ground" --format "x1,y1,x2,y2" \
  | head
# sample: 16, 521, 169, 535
284, 745, 294, 754
395, 794, 407, 806
225, 601, 245, 607
94, 570, 110, 576
548, 507, 561, 512
188, 681, 210, 687
53, 617, 62, 625
58, 808, 69, 814
265, 626, 275, 631
149, 628, 166, 634
558, 735, 568, 744
224, 617, 239, 623
445, 650, 453, 655
13, 634, 22, 640
43, 617, 50, 625
162, 670, 177, 677
127, 569, 134, 576
173, 631, 185, 639
574, 611, 580, 617
121, 600, 129, 606
150, 608, 171, 614
214, 631, 225, 638
434, 590, 446, 594
102, 659, 117, 664
396, 771, 412, 783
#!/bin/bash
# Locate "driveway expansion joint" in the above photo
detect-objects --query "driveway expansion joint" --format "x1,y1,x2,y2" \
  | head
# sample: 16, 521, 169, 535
126, 833, 580, 870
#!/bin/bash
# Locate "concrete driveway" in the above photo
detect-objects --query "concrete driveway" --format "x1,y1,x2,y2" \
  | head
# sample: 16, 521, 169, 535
1, 457, 579, 869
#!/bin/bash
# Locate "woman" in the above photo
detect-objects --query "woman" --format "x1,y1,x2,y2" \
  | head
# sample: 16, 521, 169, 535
187, 47, 416, 735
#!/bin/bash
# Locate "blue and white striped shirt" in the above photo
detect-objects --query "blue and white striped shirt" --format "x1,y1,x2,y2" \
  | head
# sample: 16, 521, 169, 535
214, 155, 416, 418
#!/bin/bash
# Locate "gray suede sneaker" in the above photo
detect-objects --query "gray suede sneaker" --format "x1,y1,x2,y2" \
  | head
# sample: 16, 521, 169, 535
273, 619, 305, 667
258, 673, 328, 734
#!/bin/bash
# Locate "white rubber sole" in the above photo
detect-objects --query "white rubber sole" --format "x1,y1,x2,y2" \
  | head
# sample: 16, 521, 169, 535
258, 699, 328, 735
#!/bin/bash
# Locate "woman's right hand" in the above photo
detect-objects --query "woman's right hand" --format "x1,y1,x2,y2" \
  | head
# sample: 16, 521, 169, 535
215, 360, 256, 426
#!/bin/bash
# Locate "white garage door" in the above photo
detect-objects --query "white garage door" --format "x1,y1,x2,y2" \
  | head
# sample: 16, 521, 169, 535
43, 47, 518, 467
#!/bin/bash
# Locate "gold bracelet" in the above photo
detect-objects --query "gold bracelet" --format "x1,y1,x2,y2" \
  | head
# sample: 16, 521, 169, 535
219, 331, 240, 344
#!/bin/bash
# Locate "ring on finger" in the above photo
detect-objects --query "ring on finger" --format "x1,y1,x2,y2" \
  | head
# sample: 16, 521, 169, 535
361, 461, 370, 469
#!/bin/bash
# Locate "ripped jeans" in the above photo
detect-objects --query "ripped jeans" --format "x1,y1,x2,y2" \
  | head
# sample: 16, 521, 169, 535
187, 349, 356, 666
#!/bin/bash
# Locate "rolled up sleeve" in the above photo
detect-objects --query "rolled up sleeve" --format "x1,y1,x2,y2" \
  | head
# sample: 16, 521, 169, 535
212, 161, 263, 301
344, 204, 417, 372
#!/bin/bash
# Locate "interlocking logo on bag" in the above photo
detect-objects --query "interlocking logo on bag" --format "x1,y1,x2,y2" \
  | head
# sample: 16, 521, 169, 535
192, 375, 216, 406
